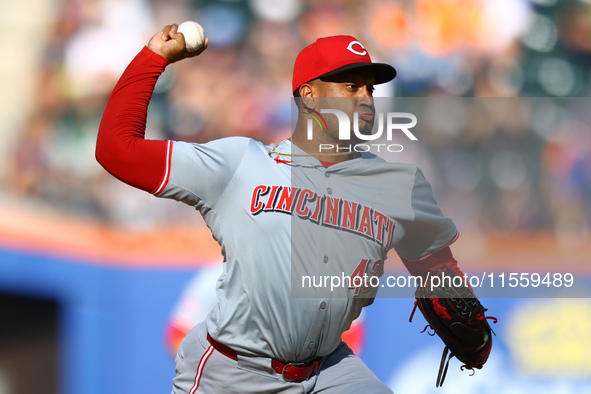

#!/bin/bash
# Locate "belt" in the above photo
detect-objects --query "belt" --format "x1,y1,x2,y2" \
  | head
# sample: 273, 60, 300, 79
207, 334, 320, 382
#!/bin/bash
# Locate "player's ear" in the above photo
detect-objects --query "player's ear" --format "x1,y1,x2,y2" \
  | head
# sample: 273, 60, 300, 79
299, 83, 318, 110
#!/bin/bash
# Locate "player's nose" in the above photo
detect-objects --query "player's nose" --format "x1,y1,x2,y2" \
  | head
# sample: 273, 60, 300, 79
357, 87, 374, 107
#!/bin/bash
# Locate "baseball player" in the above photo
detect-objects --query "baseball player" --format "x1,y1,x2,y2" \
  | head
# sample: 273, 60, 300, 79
96, 24, 492, 393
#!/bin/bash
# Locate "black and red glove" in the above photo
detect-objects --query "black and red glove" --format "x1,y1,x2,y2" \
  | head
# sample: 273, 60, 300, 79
409, 264, 497, 387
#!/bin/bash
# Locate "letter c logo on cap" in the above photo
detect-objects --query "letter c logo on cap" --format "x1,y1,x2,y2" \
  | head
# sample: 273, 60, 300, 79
347, 41, 367, 56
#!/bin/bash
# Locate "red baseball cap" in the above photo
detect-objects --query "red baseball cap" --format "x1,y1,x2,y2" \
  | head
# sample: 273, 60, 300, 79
292, 35, 397, 94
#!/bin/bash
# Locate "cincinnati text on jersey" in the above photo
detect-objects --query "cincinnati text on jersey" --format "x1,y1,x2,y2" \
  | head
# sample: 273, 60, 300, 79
250, 185, 395, 248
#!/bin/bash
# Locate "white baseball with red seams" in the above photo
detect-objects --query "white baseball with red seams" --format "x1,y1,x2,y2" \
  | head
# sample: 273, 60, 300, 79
177, 21, 205, 52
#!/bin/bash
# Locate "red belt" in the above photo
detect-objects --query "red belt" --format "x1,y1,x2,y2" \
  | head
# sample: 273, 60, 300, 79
207, 334, 320, 382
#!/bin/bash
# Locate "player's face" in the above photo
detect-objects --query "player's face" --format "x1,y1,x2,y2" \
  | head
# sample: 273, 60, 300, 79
314, 71, 376, 139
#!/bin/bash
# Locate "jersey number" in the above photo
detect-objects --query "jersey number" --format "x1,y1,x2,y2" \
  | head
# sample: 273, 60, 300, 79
349, 258, 383, 296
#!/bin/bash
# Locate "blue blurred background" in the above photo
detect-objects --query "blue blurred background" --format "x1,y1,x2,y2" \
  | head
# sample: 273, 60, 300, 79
0, 0, 590, 393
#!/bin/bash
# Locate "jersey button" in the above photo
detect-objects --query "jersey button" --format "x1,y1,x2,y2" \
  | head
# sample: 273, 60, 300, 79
323, 256, 329, 264
308, 341, 315, 349
320, 301, 327, 309
326, 187, 332, 194
325, 172, 331, 178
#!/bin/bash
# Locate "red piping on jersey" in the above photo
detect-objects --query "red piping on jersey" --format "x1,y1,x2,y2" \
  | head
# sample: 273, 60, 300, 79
274, 157, 292, 164
152, 140, 173, 195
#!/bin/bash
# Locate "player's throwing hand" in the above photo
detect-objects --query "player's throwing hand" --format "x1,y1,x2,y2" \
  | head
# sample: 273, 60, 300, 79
147, 24, 208, 63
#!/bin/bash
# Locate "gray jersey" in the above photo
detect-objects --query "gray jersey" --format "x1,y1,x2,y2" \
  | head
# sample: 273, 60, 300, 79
157, 137, 457, 362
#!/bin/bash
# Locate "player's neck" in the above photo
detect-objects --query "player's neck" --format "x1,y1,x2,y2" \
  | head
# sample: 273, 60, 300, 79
291, 125, 360, 163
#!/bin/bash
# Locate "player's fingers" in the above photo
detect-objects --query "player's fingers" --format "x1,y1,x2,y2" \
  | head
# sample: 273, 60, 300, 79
161, 25, 171, 40
168, 24, 180, 39
168, 25, 185, 48
161, 24, 179, 40
200, 37, 209, 53
148, 27, 169, 50
165, 24, 189, 51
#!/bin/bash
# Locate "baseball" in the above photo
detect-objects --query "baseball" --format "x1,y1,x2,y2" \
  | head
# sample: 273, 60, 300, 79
177, 21, 206, 52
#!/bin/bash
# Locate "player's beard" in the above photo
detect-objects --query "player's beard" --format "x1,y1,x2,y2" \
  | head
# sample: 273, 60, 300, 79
314, 97, 376, 146
351, 112, 375, 143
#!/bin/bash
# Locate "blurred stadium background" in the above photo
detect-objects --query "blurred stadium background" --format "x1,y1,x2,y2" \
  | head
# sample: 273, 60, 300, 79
0, 0, 590, 393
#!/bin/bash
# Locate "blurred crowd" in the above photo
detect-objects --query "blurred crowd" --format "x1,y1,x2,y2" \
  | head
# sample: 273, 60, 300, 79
3, 0, 591, 240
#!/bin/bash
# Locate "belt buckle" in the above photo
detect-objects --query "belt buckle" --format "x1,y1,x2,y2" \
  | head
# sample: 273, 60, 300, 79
281, 362, 305, 382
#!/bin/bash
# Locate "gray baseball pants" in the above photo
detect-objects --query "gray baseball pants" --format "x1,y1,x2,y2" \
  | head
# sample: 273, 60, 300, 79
171, 322, 393, 393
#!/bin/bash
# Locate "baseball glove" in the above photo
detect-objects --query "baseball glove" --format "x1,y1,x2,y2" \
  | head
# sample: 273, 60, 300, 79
409, 264, 497, 387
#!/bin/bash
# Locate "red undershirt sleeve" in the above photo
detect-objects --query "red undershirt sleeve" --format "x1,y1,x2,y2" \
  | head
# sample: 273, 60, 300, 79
399, 246, 465, 280
95, 46, 171, 194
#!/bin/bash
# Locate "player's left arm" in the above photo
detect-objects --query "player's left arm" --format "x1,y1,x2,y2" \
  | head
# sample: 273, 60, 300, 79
394, 167, 495, 386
